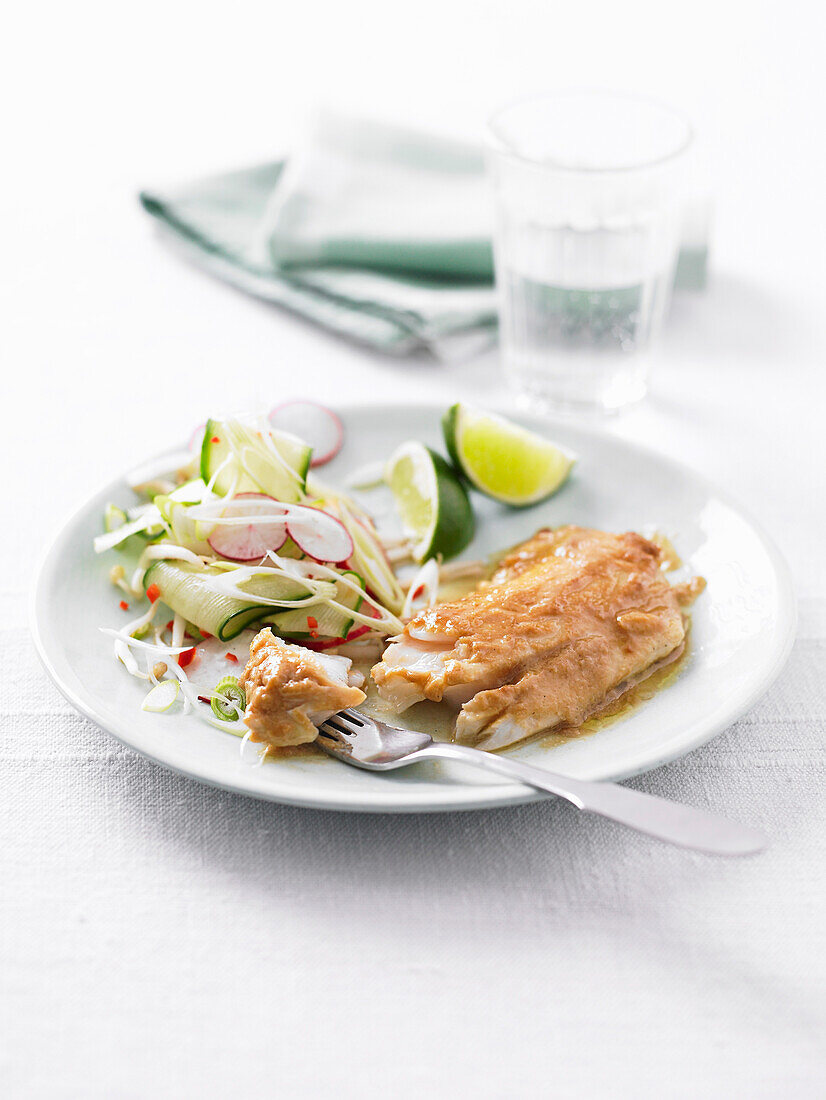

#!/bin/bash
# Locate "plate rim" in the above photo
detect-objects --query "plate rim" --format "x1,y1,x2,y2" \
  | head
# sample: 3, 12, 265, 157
30, 402, 798, 813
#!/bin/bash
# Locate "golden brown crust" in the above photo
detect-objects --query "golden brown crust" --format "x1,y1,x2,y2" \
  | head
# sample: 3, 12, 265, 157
373, 526, 703, 748
673, 575, 707, 607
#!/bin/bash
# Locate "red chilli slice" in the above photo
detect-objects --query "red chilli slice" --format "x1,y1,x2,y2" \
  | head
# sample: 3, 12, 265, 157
298, 624, 372, 651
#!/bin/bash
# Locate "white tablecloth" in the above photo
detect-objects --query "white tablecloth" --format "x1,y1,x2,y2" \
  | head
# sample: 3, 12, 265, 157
4, 2, 826, 1095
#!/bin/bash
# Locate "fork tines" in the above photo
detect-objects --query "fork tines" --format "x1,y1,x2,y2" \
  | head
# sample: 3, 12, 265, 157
321, 710, 367, 737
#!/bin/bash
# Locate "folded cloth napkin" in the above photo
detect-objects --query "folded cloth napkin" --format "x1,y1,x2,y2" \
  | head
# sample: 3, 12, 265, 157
140, 112, 709, 360
140, 114, 498, 360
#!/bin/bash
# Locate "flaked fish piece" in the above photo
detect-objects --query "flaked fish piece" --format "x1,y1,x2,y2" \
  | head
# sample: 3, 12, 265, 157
372, 526, 703, 750
240, 628, 366, 749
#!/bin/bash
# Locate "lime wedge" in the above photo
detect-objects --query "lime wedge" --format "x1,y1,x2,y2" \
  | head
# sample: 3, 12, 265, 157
384, 442, 475, 562
442, 404, 576, 506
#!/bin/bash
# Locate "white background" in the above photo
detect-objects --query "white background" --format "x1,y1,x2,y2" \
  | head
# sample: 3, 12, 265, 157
3, 2, 825, 1097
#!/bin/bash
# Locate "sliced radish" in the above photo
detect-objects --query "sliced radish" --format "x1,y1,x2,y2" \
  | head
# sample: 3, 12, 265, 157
285, 506, 354, 564
188, 422, 206, 453
207, 493, 289, 561
269, 401, 344, 468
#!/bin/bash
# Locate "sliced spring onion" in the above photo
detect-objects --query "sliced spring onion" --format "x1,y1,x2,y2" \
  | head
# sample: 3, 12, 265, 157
210, 676, 246, 721
99, 627, 196, 656
126, 502, 172, 542
401, 558, 440, 620
104, 503, 129, 533
94, 506, 164, 553
121, 599, 161, 640
142, 680, 180, 712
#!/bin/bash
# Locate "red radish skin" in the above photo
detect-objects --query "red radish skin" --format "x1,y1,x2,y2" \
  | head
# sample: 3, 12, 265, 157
268, 401, 344, 467
208, 526, 288, 561
188, 422, 206, 453
207, 493, 289, 562
285, 508, 354, 564
205, 494, 353, 564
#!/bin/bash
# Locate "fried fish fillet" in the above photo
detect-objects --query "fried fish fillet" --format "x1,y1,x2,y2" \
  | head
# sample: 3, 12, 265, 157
240, 628, 366, 749
372, 526, 703, 750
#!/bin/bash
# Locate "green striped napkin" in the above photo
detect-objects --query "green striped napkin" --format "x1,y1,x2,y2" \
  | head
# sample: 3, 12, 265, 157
140, 113, 708, 359
140, 116, 498, 359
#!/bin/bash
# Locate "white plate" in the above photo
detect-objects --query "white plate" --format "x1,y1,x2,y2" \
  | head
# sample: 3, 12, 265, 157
31, 404, 796, 812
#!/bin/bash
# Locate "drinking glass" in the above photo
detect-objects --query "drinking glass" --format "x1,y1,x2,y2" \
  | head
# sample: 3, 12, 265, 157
488, 92, 694, 415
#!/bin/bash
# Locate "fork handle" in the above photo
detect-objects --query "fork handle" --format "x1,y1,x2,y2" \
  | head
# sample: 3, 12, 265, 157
419, 743, 768, 855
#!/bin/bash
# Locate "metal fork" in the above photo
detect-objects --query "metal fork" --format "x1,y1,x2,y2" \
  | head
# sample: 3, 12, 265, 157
317, 710, 768, 855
